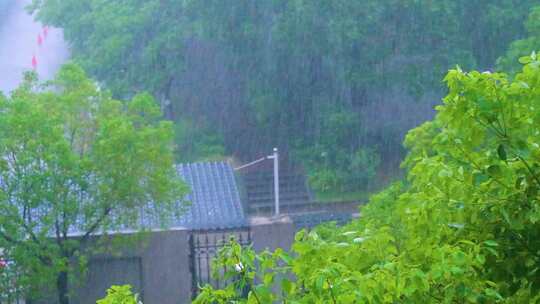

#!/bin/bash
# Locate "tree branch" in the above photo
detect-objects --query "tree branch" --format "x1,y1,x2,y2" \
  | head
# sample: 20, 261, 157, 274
80, 206, 112, 245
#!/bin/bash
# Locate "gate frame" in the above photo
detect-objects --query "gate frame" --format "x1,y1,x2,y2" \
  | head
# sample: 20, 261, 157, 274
188, 227, 252, 299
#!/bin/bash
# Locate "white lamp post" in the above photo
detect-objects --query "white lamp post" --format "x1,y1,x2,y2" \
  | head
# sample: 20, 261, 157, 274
267, 148, 280, 216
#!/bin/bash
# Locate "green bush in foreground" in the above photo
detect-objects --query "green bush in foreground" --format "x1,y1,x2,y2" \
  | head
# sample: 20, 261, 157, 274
193, 56, 540, 303
97, 285, 140, 304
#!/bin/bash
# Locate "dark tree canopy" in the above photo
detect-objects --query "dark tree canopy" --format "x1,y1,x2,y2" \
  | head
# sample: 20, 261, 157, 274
30, 0, 539, 193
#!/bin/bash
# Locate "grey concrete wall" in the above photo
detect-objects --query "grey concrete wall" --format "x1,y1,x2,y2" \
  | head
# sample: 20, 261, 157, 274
249, 216, 296, 295
74, 256, 143, 303
140, 230, 191, 304
250, 215, 295, 253
71, 229, 192, 304
36, 217, 296, 303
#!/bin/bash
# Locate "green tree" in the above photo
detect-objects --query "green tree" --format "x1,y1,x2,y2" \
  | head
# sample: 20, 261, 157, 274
194, 56, 540, 302
0, 65, 186, 304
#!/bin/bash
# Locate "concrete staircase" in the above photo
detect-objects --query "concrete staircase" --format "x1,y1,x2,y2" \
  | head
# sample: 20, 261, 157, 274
239, 163, 360, 230
242, 167, 312, 216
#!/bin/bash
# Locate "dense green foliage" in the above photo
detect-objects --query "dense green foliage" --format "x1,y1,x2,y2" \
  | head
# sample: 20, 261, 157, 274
31, 0, 538, 192
194, 57, 540, 303
0, 65, 185, 304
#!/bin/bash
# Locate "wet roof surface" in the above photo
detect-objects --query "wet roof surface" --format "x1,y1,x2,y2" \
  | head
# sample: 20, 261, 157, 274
173, 162, 247, 230
8, 161, 247, 235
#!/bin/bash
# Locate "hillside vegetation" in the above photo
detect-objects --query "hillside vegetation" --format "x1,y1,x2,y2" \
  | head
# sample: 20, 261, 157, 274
31, 0, 540, 193
6, 1, 540, 302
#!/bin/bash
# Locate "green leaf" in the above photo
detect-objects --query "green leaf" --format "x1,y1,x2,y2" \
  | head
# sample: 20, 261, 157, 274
485, 288, 503, 300
515, 176, 525, 189
473, 173, 489, 186
487, 165, 501, 176
483, 240, 498, 247
519, 56, 532, 64
281, 279, 293, 294
476, 254, 486, 265
263, 273, 274, 285
518, 81, 530, 89
515, 140, 530, 158
526, 185, 538, 198
501, 209, 511, 225
497, 144, 507, 161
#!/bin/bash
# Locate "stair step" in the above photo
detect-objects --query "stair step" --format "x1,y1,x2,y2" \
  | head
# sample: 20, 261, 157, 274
241, 164, 312, 216
248, 194, 309, 203
244, 179, 306, 188
248, 202, 314, 213
244, 172, 303, 179
247, 188, 308, 197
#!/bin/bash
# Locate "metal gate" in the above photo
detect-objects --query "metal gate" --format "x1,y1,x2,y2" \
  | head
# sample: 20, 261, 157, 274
189, 228, 251, 298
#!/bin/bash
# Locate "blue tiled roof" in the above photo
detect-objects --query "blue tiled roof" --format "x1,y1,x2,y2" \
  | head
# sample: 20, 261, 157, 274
9, 161, 246, 235
173, 162, 247, 230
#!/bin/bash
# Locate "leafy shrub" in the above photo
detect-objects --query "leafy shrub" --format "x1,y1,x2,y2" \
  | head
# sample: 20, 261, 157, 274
307, 167, 341, 193
97, 285, 141, 304
349, 148, 381, 186
302, 145, 380, 193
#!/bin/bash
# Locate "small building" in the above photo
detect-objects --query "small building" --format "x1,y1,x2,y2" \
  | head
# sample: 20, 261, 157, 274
71, 161, 257, 304
30, 160, 358, 304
